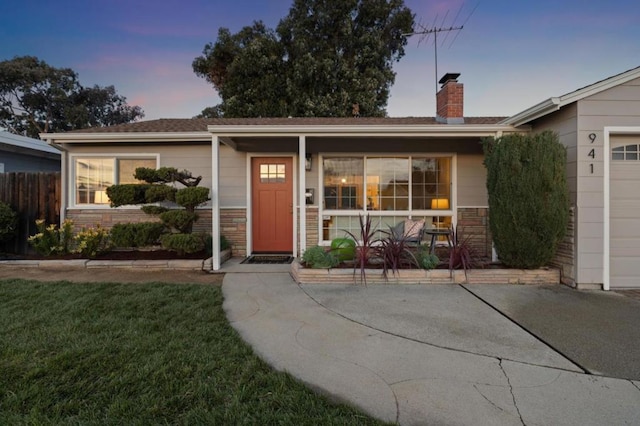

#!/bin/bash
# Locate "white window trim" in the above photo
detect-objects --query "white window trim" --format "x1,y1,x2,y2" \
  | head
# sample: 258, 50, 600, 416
317, 152, 457, 243
69, 153, 159, 209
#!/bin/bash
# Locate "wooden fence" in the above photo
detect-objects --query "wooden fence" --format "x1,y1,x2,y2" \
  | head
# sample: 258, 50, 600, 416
0, 172, 61, 254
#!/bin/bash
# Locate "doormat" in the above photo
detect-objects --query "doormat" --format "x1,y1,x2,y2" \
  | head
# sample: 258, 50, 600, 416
241, 255, 294, 264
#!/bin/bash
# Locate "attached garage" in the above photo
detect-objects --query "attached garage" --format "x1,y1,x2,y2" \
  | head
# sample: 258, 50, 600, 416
607, 131, 640, 289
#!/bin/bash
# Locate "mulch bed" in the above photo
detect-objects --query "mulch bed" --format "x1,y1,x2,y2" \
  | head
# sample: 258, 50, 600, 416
0, 249, 209, 261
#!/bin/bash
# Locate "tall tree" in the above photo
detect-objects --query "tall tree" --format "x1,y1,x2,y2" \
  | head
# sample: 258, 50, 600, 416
0, 56, 144, 138
193, 0, 413, 117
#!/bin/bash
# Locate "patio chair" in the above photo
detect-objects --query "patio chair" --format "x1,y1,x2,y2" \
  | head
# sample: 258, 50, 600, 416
391, 218, 426, 246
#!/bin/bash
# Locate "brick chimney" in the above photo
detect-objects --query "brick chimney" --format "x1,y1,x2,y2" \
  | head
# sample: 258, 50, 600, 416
436, 73, 464, 124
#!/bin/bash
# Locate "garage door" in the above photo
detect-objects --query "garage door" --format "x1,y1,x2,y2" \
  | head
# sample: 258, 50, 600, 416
610, 138, 640, 288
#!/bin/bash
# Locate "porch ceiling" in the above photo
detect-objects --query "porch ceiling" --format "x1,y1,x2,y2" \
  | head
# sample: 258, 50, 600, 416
224, 136, 485, 154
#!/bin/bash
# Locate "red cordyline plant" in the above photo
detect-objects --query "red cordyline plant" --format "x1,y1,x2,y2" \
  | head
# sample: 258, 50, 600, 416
448, 227, 477, 281
378, 228, 419, 280
342, 214, 379, 285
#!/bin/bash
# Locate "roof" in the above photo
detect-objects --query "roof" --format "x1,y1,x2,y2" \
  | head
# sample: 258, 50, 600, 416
61, 116, 508, 134
0, 131, 61, 155
503, 65, 640, 126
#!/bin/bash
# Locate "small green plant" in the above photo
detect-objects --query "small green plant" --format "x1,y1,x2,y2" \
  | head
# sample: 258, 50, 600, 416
0, 201, 18, 243
302, 246, 339, 269
73, 225, 112, 258
415, 246, 440, 270
161, 233, 205, 255
220, 235, 230, 251
27, 219, 74, 256
330, 237, 355, 261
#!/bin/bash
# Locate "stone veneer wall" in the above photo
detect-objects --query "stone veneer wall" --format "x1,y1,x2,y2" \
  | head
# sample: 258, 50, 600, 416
303, 207, 319, 252
67, 208, 251, 258
66, 209, 212, 234
456, 208, 492, 260
220, 208, 247, 257
549, 207, 575, 287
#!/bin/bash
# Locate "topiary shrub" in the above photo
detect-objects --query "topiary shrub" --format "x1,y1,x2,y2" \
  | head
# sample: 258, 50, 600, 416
159, 210, 198, 234
0, 201, 18, 244
106, 184, 149, 207
107, 167, 210, 237
161, 233, 205, 255
483, 131, 569, 268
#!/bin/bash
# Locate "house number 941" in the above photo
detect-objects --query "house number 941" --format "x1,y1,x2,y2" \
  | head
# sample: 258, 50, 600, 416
588, 133, 596, 174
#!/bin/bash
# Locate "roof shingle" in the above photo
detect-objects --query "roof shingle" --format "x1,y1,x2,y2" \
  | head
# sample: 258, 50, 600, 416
64, 116, 508, 134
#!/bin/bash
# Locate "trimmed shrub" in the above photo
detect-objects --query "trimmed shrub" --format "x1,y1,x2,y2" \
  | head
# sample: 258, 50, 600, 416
106, 184, 149, 207
110, 222, 166, 248
483, 131, 569, 268
175, 186, 210, 210
145, 185, 176, 203
141, 205, 169, 215
0, 201, 18, 243
161, 233, 205, 254
160, 210, 198, 233
108, 167, 208, 238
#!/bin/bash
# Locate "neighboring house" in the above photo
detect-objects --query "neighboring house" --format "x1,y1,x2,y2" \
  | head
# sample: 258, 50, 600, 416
0, 131, 61, 172
40, 67, 640, 291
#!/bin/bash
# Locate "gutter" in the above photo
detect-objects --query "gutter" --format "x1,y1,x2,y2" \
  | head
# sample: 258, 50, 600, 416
500, 98, 561, 127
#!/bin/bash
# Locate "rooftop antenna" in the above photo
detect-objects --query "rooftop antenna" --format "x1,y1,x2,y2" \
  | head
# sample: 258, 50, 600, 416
403, 2, 478, 93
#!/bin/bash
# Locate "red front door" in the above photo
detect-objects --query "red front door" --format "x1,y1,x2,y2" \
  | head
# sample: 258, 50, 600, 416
251, 157, 293, 253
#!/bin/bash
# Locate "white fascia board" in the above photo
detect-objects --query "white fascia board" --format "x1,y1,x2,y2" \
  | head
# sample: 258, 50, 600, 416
39, 132, 212, 144
207, 124, 519, 138
501, 98, 561, 126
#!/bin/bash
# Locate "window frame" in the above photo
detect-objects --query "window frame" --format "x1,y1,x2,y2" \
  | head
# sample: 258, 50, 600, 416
70, 153, 159, 208
318, 152, 457, 243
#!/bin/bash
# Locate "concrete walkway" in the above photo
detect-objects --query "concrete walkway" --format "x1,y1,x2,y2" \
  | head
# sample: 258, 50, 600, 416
222, 271, 640, 425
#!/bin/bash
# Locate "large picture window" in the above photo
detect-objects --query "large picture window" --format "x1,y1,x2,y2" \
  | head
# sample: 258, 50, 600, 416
323, 156, 451, 212
322, 155, 453, 241
74, 156, 157, 205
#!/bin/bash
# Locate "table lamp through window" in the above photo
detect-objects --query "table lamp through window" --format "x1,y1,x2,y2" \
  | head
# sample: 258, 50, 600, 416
431, 198, 449, 210
431, 198, 450, 231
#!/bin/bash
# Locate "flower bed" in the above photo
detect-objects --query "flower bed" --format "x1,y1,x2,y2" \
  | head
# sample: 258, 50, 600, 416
290, 261, 560, 285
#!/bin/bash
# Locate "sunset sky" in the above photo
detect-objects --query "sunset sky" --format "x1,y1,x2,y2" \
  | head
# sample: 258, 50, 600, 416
1, 0, 639, 120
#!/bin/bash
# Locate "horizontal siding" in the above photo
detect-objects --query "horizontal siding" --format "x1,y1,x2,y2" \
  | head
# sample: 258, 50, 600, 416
456, 154, 487, 207
219, 146, 247, 207
576, 76, 640, 286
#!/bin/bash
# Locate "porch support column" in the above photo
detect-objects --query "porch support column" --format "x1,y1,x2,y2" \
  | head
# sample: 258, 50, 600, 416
211, 135, 221, 271
298, 135, 307, 257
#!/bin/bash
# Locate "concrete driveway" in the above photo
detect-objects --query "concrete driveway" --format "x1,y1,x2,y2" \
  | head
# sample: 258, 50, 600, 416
223, 272, 640, 425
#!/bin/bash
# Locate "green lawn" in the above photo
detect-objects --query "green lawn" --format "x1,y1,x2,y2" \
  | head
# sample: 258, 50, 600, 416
0, 279, 386, 425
